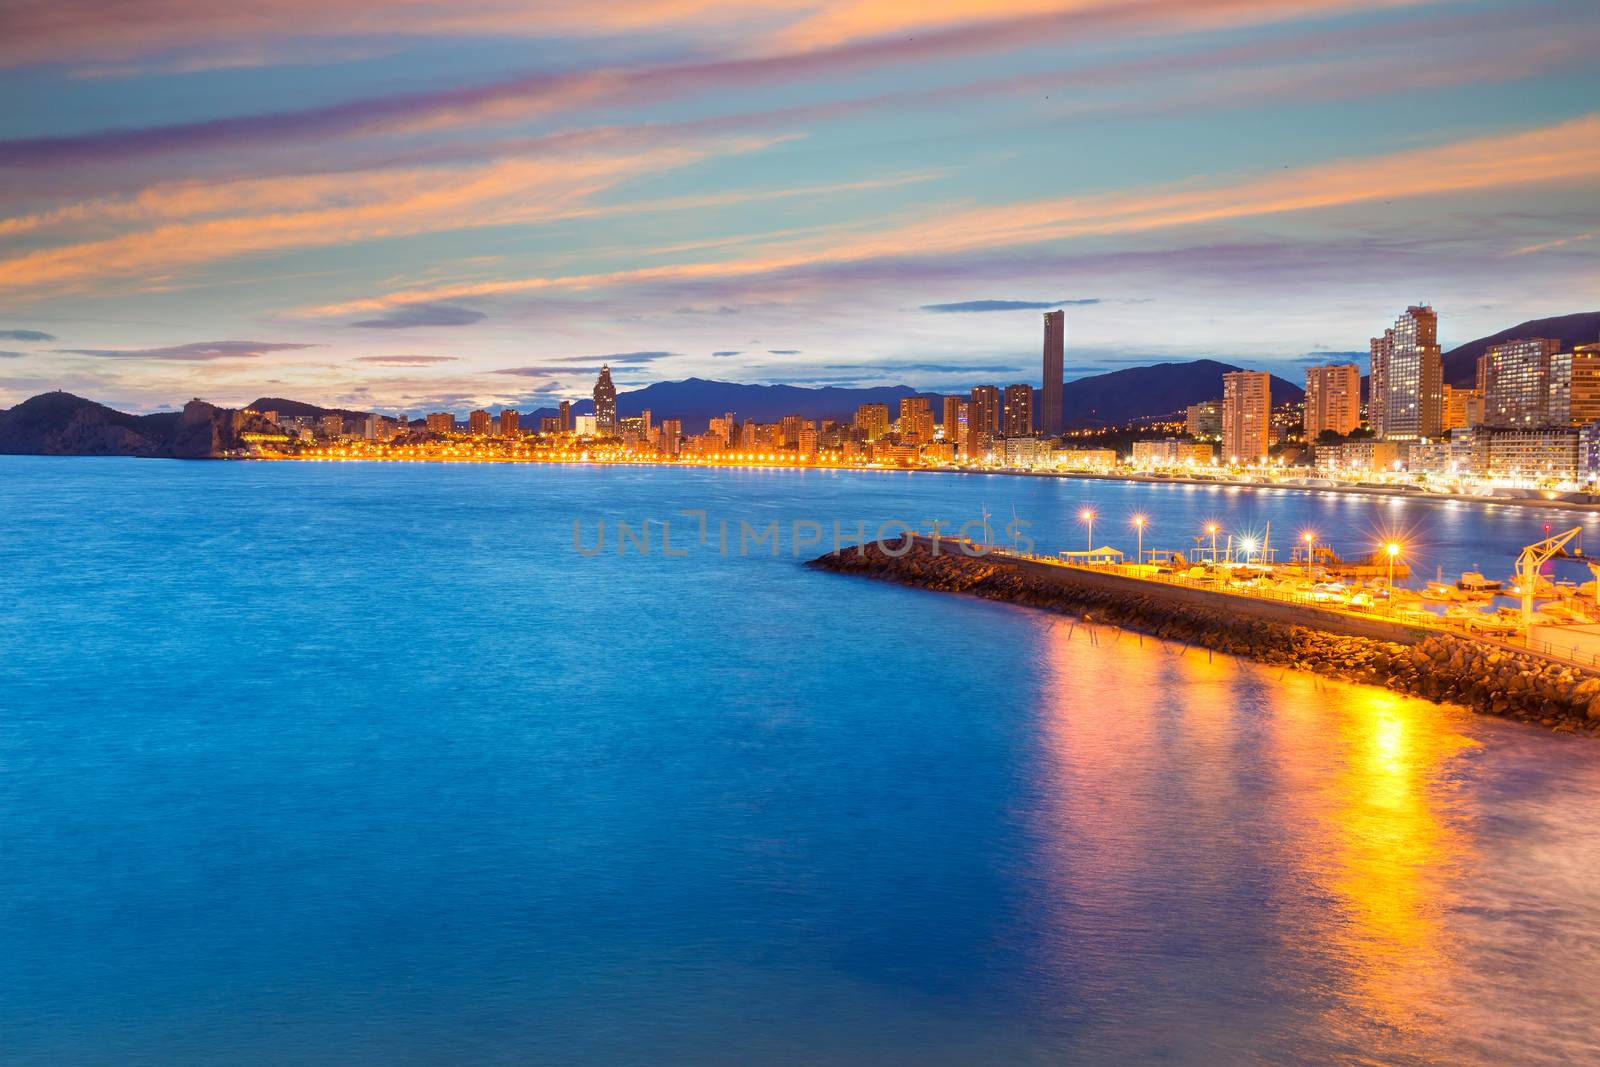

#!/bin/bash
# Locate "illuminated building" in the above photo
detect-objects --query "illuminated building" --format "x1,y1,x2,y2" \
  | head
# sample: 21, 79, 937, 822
1441, 384, 1482, 430
1370, 306, 1442, 440
1480, 337, 1560, 426
540, 416, 561, 434
1130, 439, 1215, 468
1042, 309, 1065, 434
1483, 426, 1579, 479
1303, 363, 1360, 436
1314, 439, 1404, 474
968, 385, 1000, 457
1222, 370, 1271, 462
1185, 400, 1221, 439
660, 418, 682, 455
1002, 384, 1034, 437
592, 364, 618, 435
318, 414, 345, 438
780, 414, 805, 448
425, 412, 453, 435
574, 414, 597, 436
500, 408, 520, 437
468, 409, 492, 435
798, 427, 819, 454
558, 400, 572, 433
855, 403, 889, 441
1003, 437, 1044, 466
899, 397, 934, 443
1567, 344, 1600, 427
941, 396, 962, 441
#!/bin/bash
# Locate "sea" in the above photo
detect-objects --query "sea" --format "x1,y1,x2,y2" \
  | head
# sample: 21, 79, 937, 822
3, 455, 1600, 1064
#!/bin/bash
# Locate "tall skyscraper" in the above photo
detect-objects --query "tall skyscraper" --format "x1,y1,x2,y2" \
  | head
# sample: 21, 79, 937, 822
899, 396, 934, 442
500, 408, 520, 437
855, 403, 889, 441
1002, 384, 1034, 437
1303, 363, 1360, 437
425, 412, 453, 435
1568, 344, 1600, 427
558, 399, 572, 433
941, 396, 962, 437
1370, 306, 1442, 440
1042, 310, 1065, 435
968, 385, 1000, 436
1222, 370, 1271, 463
1480, 337, 1561, 426
660, 418, 682, 454
592, 365, 617, 436
468, 409, 492, 435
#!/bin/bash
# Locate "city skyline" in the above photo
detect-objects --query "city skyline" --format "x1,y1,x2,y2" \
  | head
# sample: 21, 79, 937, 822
1, 0, 1598, 414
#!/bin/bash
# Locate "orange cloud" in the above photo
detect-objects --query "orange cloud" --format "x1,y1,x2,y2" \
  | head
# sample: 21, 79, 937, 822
311, 113, 1600, 315
0, 137, 786, 299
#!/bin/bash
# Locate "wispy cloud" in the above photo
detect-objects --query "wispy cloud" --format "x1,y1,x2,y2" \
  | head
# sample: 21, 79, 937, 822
54, 340, 317, 361
0, 329, 56, 341
319, 114, 1600, 316
351, 304, 488, 329
352, 354, 461, 365
921, 298, 1100, 312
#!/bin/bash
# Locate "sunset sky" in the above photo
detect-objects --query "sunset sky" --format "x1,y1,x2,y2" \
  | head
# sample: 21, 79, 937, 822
2, 0, 1597, 414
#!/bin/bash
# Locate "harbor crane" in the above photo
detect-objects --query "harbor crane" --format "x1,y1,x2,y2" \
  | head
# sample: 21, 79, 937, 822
1515, 526, 1586, 627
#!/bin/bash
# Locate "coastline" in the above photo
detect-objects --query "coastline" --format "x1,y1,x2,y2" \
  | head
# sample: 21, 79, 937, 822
245, 451, 1600, 512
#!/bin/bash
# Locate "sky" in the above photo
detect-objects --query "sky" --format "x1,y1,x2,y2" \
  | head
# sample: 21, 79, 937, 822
1, 0, 1598, 415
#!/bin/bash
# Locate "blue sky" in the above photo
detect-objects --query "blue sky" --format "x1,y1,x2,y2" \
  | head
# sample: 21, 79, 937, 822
1, 0, 1597, 413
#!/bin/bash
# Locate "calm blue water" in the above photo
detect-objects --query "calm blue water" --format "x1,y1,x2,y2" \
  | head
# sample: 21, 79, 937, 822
4, 456, 1600, 1065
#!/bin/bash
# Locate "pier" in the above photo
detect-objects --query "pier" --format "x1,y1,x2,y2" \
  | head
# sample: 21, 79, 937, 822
810, 535, 1600, 732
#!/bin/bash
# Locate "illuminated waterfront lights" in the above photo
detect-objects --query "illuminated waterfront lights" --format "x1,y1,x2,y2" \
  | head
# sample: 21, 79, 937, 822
1079, 507, 1097, 552
1131, 514, 1148, 562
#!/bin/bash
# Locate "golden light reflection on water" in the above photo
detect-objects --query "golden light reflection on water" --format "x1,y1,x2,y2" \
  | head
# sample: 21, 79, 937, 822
1028, 620, 1484, 1058
1272, 677, 1477, 1037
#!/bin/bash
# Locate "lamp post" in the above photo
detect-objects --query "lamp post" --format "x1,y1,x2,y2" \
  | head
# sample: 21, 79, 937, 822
1386, 541, 1400, 586
1080, 507, 1096, 554
1303, 530, 1315, 577
1133, 514, 1147, 565
1207, 523, 1219, 564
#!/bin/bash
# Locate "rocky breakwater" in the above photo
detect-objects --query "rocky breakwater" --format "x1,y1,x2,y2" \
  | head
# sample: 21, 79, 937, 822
809, 540, 1600, 734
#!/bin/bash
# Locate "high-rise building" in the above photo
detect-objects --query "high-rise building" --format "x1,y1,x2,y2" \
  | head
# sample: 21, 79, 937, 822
660, 418, 682, 455
592, 365, 617, 435
558, 399, 572, 433
468, 409, 492, 435
1441, 385, 1483, 431
1002, 384, 1034, 437
318, 414, 345, 438
1371, 306, 1442, 440
1222, 370, 1271, 463
968, 385, 1000, 436
899, 396, 934, 443
854, 403, 889, 441
1042, 310, 1065, 434
540, 416, 562, 434
1567, 344, 1600, 427
941, 396, 962, 440
500, 408, 520, 437
425, 412, 453, 435
780, 414, 805, 449
1186, 400, 1222, 439
1480, 337, 1561, 426
1303, 363, 1360, 437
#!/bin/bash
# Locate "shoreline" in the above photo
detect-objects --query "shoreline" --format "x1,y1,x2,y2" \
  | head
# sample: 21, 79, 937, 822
256, 452, 1600, 512
12, 449, 1598, 513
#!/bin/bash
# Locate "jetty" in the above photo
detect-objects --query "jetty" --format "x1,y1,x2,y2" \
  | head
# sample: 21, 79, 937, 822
809, 534, 1600, 733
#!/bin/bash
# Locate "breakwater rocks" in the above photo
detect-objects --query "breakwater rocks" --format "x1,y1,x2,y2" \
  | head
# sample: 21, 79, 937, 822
809, 541, 1600, 734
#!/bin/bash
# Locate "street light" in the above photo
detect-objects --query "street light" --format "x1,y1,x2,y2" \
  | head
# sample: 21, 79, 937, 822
1386, 541, 1401, 586
1303, 530, 1316, 577
1132, 514, 1147, 564
1080, 507, 1097, 553
1206, 523, 1219, 564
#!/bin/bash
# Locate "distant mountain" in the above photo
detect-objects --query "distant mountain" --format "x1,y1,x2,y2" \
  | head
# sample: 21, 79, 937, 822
1064, 360, 1303, 427
1442, 311, 1600, 386
0, 392, 276, 458
528, 377, 943, 431
247, 397, 372, 421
